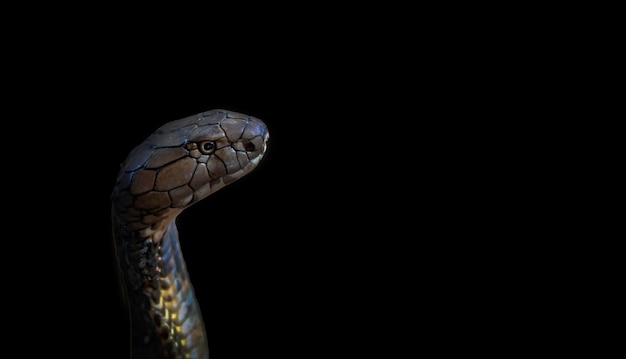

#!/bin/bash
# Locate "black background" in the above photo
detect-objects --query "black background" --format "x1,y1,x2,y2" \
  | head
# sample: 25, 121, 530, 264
35, 68, 474, 359
6, 25, 505, 357
9, 57, 495, 358
21, 65, 422, 358
3, 8, 581, 358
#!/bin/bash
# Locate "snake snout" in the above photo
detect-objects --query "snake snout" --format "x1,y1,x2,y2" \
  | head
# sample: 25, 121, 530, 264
242, 117, 269, 158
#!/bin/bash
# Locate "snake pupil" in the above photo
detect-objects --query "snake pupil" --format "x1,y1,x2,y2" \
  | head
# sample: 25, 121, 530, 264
202, 142, 215, 152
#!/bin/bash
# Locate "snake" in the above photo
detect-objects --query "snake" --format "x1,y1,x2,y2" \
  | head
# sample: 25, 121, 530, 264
110, 109, 269, 359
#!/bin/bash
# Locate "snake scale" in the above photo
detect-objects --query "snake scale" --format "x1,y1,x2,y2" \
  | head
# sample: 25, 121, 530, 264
111, 109, 269, 359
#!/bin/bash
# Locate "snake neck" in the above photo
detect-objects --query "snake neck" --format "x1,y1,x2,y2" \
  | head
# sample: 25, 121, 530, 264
112, 212, 208, 359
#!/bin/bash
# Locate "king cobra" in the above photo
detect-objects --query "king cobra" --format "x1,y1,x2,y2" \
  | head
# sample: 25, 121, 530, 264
111, 109, 269, 359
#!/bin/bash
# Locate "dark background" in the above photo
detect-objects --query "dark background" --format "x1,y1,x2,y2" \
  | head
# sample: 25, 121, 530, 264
66, 79, 464, 358
9, 57, 494, 358
27, 68, 417, 357
3, 8, 584, 357
6, 24, 511, 357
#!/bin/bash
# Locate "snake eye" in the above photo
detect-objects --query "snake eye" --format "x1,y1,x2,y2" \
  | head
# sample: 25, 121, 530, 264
242, 139, 255, 151
199, 141, 216, 154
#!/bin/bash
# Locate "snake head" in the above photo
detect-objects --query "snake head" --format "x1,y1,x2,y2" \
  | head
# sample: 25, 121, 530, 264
111, 109, 269, 233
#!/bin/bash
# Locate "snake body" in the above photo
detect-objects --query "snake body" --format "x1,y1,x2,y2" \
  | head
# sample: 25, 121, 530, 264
111, 109, 269, 359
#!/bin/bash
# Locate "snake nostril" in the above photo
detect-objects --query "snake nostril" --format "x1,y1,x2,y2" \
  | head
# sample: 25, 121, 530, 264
243, 139, 255, 151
